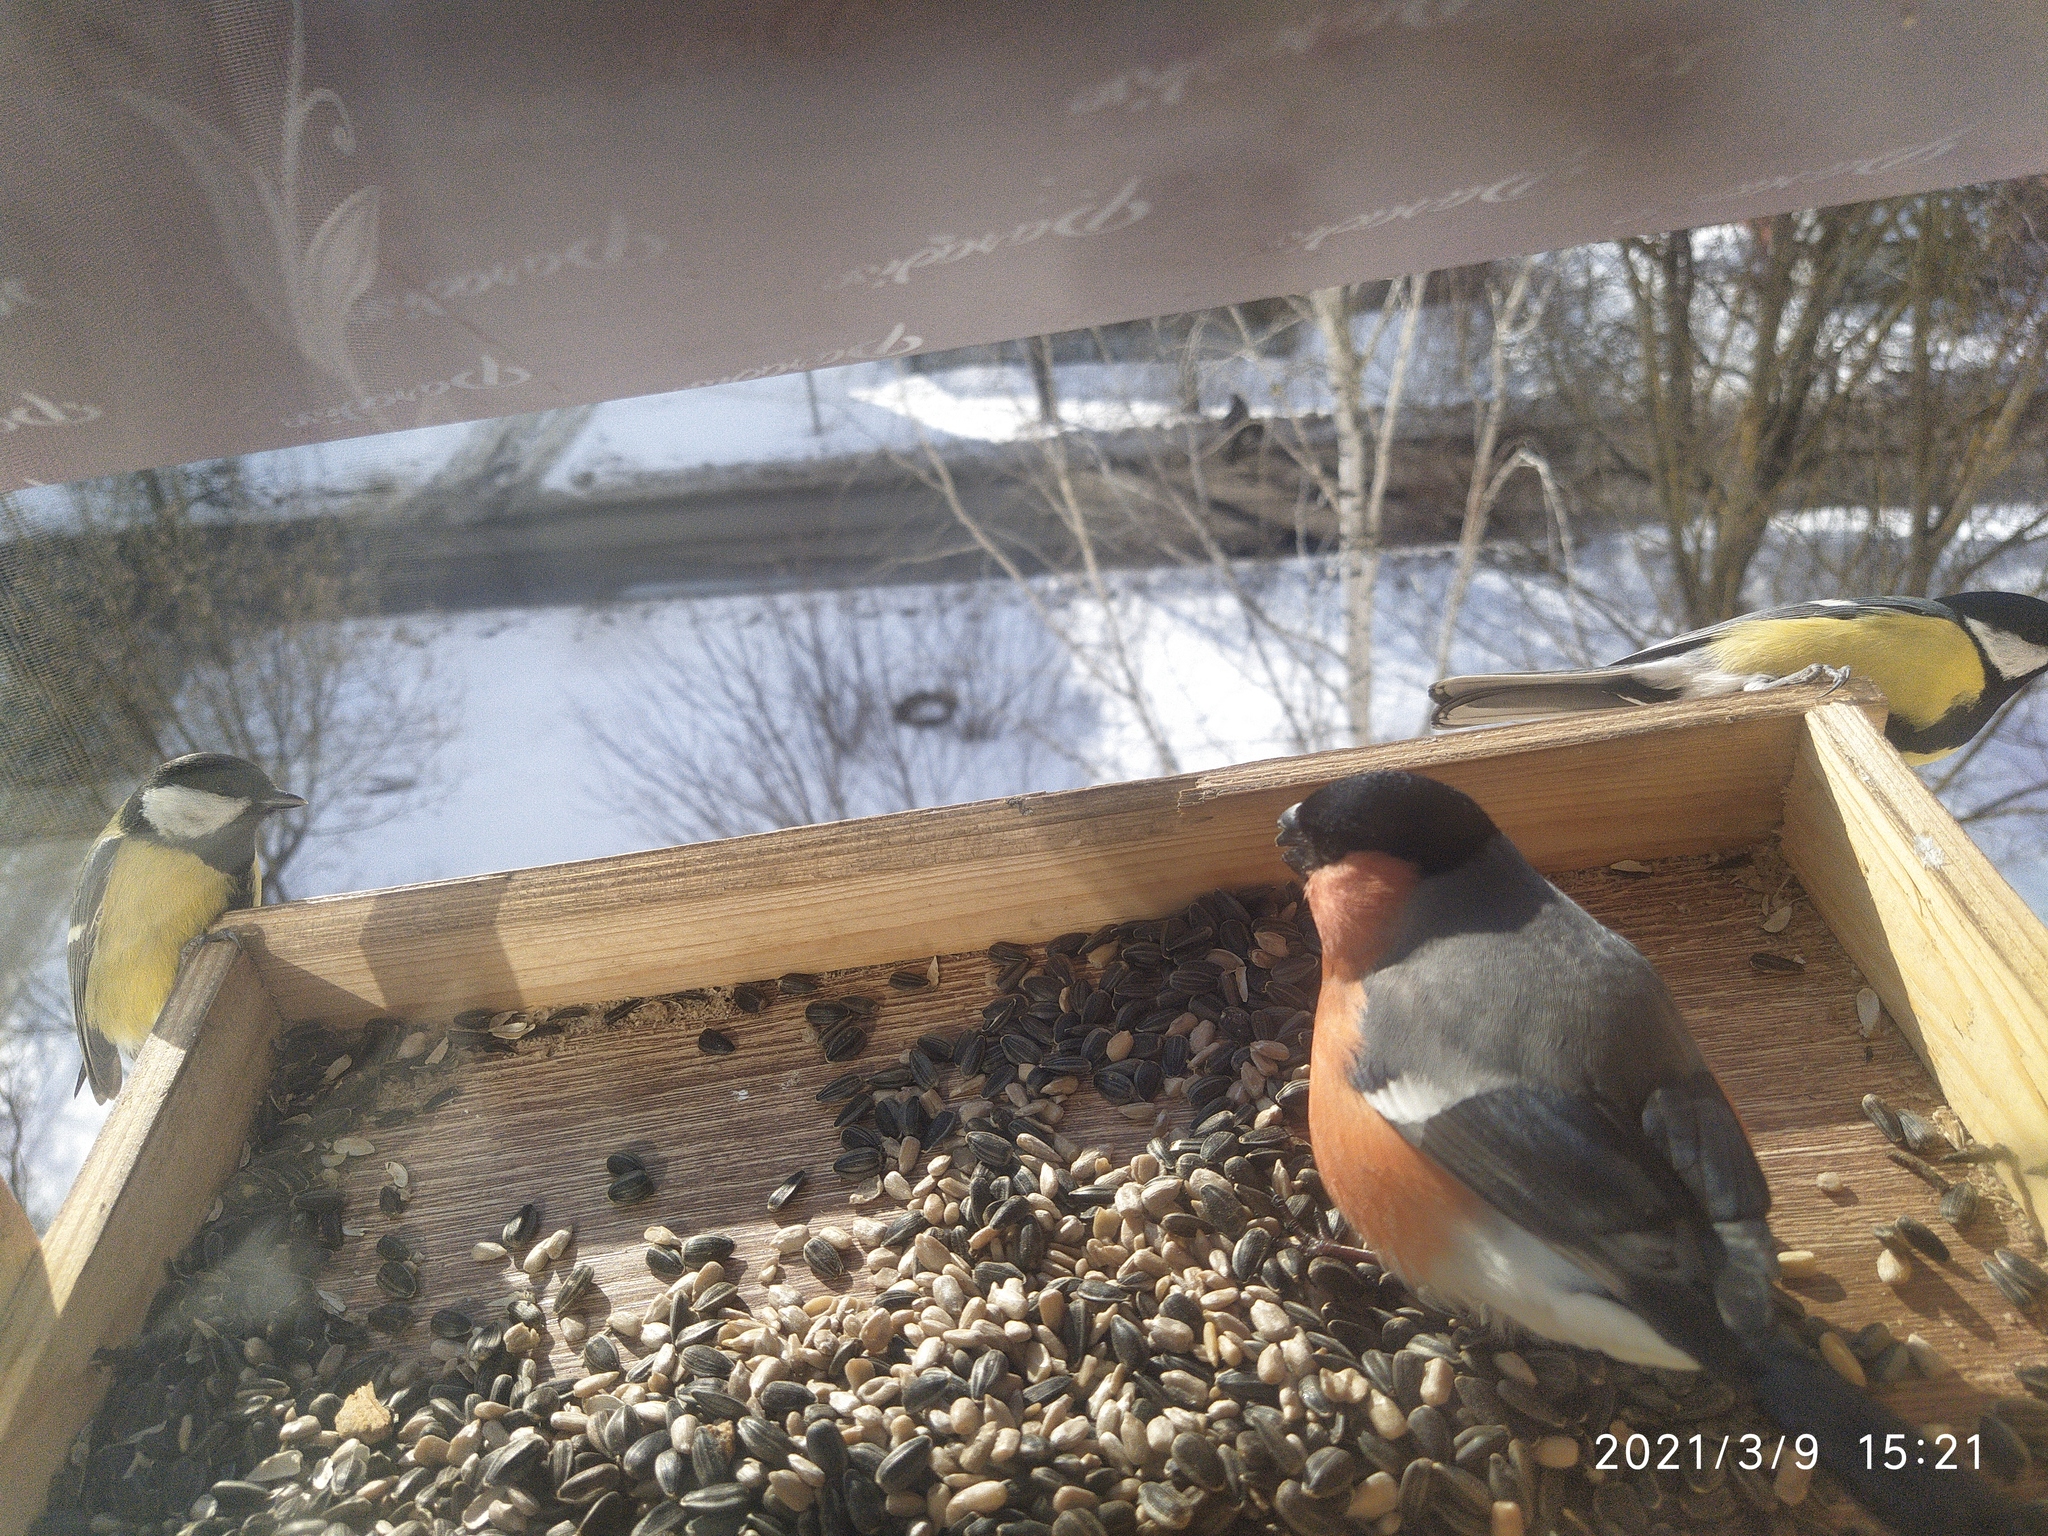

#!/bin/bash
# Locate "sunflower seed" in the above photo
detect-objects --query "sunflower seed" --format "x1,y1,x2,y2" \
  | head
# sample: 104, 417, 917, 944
1894, 1215, 1950, 1261
768, 1169, 807, 1211
607, 1170, 654, 1206
502, 1203, 541, 1246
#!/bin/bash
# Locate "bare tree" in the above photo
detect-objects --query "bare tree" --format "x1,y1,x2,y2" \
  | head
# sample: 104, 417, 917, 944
902, 406, 1184, 776
885, 276, 1455, 765
1425, 257, 1575, 720
581, 582, 1095, 843
0, 463, 454, 896
1543, 184, 2048, 626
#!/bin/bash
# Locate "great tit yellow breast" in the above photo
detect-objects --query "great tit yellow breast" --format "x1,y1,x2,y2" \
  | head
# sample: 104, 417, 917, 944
83, 839, 241, 1050
1704, 611, 1985, 731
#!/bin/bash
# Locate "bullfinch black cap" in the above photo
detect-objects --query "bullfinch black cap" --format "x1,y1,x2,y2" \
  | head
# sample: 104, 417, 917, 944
1276, 769, 1499, 876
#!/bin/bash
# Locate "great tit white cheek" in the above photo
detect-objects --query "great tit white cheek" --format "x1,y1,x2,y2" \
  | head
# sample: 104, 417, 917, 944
139, 785, 249, 840
1963, 619, 2048, 682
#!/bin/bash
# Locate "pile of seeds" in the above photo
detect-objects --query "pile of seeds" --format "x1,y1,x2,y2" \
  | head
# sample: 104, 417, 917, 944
773, 891, 1319, 1214
36, 885, 2048, 1536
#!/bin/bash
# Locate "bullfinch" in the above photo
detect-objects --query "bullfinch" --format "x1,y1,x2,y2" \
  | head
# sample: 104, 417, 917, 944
1429, 591, 2048, 763
1278, 769, 2021, 1534
69, 752, 305, 1103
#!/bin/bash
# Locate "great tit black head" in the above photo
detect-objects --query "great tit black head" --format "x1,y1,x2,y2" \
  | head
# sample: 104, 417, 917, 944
125, 752, 307, 846
1277, 770, 1499, 876
1943, 591, 2048, 685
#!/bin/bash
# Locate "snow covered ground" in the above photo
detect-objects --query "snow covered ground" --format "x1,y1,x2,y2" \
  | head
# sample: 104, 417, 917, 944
17, 534, 2047, 1223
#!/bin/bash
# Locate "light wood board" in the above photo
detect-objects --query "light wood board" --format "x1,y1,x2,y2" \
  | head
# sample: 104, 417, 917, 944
1784, 701, 2048, 1246
225, 688, 1832, 1029
286, 844, 2045, 1516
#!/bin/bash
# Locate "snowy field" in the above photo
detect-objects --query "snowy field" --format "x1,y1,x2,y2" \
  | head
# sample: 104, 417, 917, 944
16, 533, 2048, 1223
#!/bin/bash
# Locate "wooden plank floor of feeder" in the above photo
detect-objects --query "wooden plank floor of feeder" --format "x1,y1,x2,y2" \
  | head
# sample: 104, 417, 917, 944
310, 849, 2048, 1514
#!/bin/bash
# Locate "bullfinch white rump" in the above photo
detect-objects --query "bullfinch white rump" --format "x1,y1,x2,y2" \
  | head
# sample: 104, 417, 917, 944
1278, 769, 2021, 1535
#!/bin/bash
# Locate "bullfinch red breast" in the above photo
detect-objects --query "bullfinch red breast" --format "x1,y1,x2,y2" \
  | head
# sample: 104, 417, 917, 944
1278, 769, 2021, 1535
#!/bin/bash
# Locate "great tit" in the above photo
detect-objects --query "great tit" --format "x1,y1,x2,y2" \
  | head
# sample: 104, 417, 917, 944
1279, 770, 2022, 1535
1430, 591, 2048, 763
69, 752, 306, 1103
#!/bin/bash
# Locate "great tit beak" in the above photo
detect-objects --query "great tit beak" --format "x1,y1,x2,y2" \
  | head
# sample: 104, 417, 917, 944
1276, 802, 1311, 874
261, 791, 308, 812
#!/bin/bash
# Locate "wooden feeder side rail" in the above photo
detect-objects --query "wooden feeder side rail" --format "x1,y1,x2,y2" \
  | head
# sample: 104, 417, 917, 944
220, 688, 1832, 1032
1784, 700, 2048, 1233
0, 938, 281, 1536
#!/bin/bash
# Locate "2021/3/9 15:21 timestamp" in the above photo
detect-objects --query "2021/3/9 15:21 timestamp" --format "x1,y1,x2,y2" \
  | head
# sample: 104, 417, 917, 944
1864, 1432, 1982, 1470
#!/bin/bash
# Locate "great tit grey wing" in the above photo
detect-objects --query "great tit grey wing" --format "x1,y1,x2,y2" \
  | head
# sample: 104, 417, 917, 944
68, 832, 125, 1102
1403, 1073, 1775, 1373
1608, 596, 1956, 668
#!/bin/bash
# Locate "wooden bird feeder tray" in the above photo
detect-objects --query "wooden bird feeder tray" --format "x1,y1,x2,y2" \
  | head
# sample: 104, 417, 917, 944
3, 686, 2046, 1531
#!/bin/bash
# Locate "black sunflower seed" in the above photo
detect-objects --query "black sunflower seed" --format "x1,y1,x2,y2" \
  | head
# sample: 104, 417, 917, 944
607, 1170, 655, 1206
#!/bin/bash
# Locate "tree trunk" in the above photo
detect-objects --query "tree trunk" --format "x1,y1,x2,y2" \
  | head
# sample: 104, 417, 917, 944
1310, 287, 1371, 742
1313, 276, 1424, 745
1431, 261, 1537, 698
1028, 336, 1059, 426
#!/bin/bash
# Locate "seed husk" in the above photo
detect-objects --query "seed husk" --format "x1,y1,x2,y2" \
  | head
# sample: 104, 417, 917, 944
1992, 1248, 2048, 1301
802, 1235, 845, 1280
429, 1307, 472, 1340
697, 1028, 737, 1055
1887, 1146, 1952, 1191
1986, 1257, 2040, 1308
1895, 1107, 1952, 1156
556, 1261, 596, 1314
1894, 1214, 1950, 1261
833, 1147, 881, 1177
93, 876, 1939, 1536
607, 1170, 655, 1206
502, 1202, 541, 1246
767, 1169, 807, 1211
374, 1260, 418, 1298
1861, 1094, 1905, 1144
682, 1233, 735, 1264
1749, 951, 1805, 974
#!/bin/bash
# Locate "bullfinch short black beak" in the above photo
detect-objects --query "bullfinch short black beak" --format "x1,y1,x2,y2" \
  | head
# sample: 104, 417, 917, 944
1274, 802, 1311, 874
